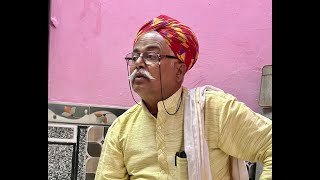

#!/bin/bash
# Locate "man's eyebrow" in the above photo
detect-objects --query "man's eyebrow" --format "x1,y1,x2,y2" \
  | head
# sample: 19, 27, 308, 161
133, 45, 160, 52
146, 46, 160, 51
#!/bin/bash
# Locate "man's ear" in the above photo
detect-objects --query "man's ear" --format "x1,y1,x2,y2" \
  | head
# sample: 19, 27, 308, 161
176, 63, 187, 82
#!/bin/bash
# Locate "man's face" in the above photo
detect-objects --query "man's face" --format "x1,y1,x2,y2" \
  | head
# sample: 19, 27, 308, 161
130, 31, 182, 101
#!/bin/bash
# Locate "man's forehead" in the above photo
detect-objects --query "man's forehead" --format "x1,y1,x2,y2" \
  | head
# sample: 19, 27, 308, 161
133, 32, 168, 51
133, 44, 161, 52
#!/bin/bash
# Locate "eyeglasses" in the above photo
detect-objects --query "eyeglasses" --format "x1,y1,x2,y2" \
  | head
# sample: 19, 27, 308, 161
125, 51, 178, 66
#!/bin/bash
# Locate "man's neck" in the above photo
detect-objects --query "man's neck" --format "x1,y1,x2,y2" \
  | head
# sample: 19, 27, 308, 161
141, 86, 182, 117
143, 99, 159, 117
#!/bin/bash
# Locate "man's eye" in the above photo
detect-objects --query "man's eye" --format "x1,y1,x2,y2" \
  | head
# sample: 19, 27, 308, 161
147, 54, 156, 59
132, 55, 139, 61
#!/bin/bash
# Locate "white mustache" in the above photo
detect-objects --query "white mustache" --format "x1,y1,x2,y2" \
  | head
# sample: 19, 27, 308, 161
128, 69, 156, 81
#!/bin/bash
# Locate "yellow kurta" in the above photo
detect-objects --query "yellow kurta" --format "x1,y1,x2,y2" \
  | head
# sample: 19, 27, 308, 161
95, 87, 272, 180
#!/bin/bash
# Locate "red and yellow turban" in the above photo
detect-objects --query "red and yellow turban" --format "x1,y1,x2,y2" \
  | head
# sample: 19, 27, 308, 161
133, 15, 199, 71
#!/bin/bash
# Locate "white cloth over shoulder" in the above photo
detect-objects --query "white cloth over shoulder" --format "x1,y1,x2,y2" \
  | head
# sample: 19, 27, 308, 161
184, 85, 249, 180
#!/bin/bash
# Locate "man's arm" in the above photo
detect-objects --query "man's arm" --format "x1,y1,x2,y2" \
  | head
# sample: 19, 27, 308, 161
218, 94, 272, 180
95, 121, 129, 180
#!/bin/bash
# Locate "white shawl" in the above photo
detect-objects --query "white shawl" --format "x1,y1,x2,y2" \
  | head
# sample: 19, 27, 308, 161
184, 85, 249, 180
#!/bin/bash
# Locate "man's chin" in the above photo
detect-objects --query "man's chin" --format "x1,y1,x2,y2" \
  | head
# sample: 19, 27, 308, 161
132, 84, 151, 95
132, 84, 145, 93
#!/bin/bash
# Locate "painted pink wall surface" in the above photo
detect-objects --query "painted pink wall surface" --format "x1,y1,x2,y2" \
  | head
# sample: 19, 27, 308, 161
48, 0, 272, 112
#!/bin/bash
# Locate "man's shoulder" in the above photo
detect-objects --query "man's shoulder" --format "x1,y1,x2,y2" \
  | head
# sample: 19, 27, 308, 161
205, 88, 235, 100
109, 103, 142, 129
188, 85, 237, 101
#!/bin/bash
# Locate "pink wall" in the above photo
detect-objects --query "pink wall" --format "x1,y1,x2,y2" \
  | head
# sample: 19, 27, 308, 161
48, 0, 272, 112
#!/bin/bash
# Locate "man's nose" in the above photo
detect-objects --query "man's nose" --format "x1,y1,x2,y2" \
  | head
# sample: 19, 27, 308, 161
134, 55, 146, 68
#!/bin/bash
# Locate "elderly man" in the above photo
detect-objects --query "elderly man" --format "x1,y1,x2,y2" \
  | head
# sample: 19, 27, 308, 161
95, 15, 272, 180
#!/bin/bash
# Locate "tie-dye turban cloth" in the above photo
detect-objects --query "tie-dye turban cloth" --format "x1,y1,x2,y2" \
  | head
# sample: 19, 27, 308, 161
133, 15, 199, 71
